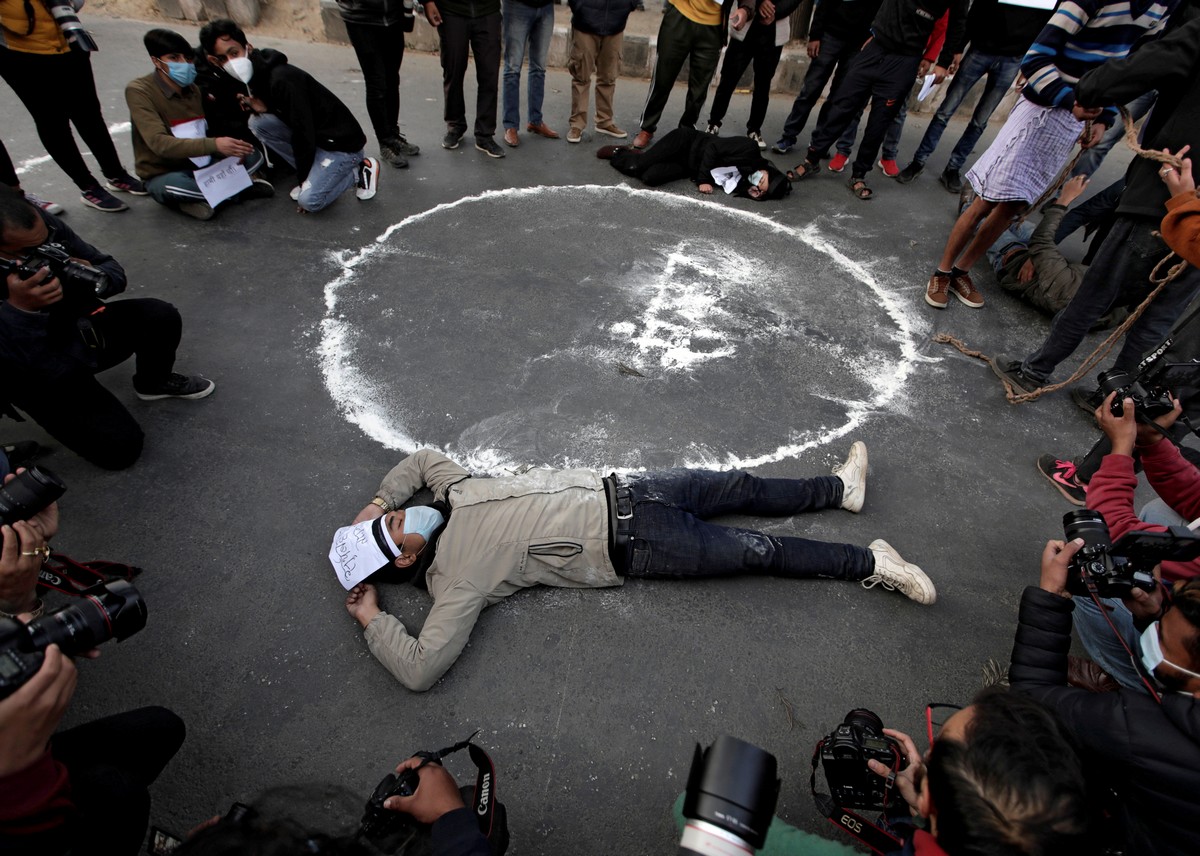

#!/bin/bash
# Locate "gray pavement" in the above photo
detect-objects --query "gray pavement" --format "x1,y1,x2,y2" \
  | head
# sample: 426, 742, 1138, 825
3, 17, 1139, 853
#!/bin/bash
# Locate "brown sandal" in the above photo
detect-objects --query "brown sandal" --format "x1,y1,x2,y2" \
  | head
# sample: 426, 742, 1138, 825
786, 159, 820, 181
848, 177, 873, 200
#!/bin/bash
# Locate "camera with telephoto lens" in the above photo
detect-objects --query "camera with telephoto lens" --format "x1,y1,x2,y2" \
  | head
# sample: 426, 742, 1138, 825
44, 4, 99, 52
0, 465, 66, 527
678, 735, 780, 855
0, 243, 114, 299
1062, 510, 1200, 597
820, 709, 905, 811
0, 580, 146, 699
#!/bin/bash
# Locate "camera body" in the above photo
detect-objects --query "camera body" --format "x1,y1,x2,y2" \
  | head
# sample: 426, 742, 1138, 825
1062, 510, 1200, 597
360, 766, 426, 840
1097, 366, 1176, 419
820, 709, 904, 811
0, 580, 147, 699
0, 242, 114, 299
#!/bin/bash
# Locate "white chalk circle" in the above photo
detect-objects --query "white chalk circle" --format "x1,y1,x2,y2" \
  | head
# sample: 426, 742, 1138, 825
319, 184, 922, 474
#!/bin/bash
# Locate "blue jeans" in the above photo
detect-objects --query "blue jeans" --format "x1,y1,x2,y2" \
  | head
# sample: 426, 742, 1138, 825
987, 219, 1034, 275
502, 0, 554, 130
911, 50, 1022, 172
777, 32, 858, 146
1074, 597, 1147, 692
619, 469, 872, 580
835, 100, 905, 160
248, 113, 362, 212
1021, 215, 1200, 382
1072, 90, 1157, 178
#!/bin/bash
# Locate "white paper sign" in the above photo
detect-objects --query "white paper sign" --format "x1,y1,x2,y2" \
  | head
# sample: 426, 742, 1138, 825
999, 0, 1056, 9
918, 74, 939, 102
194, 156, 253, 207
711, 165, 742, 194
171, 117, 212, 168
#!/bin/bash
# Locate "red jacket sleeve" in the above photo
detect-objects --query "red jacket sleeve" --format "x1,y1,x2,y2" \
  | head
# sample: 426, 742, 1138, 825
1087, 445, 1200, 582
924, 11, 948, 64
0, 749, 73, 837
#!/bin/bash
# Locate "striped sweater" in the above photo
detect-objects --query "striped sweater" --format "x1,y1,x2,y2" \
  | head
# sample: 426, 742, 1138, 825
1021, 0, 1177, 119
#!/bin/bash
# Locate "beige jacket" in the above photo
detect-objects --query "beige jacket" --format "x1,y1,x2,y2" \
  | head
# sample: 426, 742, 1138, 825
365, 449, 622, 691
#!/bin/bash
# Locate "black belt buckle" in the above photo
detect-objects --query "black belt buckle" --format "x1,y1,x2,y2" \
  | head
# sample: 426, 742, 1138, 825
615, 486, 634, 521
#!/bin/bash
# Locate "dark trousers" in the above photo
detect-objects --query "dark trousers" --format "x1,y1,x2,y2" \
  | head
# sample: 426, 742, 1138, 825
620, 468, 872, 580
777, 32, 859, 145
610, 126, 701, 186
0, 48, 125, 191
1022, 216, 1200, 383
808, 40, 921, 178
438, 12, 502, 139
707, 25, 782, 134
3, 298, 182, 470
344, 20, 407, 143
639, 5, 723, 134
1, 138, 17, 186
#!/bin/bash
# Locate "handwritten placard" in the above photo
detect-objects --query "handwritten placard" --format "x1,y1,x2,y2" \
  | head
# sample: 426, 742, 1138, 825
195, 156, 253, 207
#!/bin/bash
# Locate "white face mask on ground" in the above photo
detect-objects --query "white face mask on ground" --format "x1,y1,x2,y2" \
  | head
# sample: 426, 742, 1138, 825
224, 56, 254, 84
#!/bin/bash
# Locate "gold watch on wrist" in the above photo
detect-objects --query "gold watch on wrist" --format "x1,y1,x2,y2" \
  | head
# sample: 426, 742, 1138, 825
371, 497, 389, 512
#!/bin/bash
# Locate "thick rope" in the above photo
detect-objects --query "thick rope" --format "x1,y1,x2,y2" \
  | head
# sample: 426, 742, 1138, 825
940, 106, 1192, 403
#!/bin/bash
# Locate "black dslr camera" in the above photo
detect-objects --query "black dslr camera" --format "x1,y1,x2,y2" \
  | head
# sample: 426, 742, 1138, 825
1063, 510, 1200, 597
0, 243, 115, 299
0, 580, 147, 699
1097, 366, 1177, 419
819, 709, 905, 811
0, 465, 66, 527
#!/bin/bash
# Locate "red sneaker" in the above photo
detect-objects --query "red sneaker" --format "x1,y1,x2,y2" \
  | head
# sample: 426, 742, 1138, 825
829, 152, 849, 173
878, 158, 900, 177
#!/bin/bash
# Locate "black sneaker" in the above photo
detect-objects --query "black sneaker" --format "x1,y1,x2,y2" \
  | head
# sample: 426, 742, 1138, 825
989, 354, 1041, 394
896, 161, 924, 184
1071, 386, 1103, 414
389, 135, 420, 157
1036, 454, 1087, 506
239, 178, 275, 200
475, 137, 505, 158
105, 173, 149, 195
442, 131, 463, 150
379, 141, 409, 169
939, 168, 963, 194
771, 138, 796, 155
135, 373, 216, 401
80, 185, 129, 212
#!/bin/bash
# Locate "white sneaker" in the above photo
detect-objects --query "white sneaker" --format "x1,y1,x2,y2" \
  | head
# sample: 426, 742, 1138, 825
23, 191, 64, 215
356, 156, 379, 200
862, 540, 936, 605
832, 440, 867, 513
748, 131, 766, 149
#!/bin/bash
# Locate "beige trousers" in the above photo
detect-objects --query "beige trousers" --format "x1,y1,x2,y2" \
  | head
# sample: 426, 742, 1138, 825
568, 28, 624, 131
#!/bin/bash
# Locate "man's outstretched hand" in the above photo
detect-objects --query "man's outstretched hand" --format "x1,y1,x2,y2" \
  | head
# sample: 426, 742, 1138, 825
346, 582, 382, 628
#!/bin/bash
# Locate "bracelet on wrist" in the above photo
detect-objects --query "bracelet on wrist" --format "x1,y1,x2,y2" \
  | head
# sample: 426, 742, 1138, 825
371, 497, 390, 512
0, 597, 44, 620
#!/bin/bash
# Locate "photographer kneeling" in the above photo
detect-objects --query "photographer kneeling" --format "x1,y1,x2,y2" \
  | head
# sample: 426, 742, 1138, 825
1010, 533, 1200, 855
0, 473, 184, 855
0, 187, 213, 470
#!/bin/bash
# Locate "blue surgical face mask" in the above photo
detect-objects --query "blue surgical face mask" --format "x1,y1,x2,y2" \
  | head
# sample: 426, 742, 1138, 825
748, 170, 765, 187
401, 506, 445, 544
162, 59, 197, 87
1139, 620, 1200, 684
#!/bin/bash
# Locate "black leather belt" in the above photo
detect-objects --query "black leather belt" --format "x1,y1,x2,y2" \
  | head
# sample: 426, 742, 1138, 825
603, 474, 635, 575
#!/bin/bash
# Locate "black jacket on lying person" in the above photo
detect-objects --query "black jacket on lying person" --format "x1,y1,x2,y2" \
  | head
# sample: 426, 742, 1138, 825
1009, 586, 1200, 856
247, 48, 367, 184
609, 129, 790, 199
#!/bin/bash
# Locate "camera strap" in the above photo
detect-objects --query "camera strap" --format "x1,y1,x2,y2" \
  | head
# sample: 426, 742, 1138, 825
37, 552, 141, 597
809, 739, 903, 855
411, 731, 506, 852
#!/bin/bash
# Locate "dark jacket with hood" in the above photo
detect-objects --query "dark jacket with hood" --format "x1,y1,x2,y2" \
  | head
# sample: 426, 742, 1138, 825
247, 48, 367, 184
1009, 586, 1200, 856
1076, 16, 1200, 221
568, 0, 639, 37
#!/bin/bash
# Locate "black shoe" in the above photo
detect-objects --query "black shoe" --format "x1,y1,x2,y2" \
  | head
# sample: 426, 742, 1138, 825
596, 145, 629, 160
379, 141, 409, 168
475, 137, 505, 158
239, 178, 275, 200
939, 168, 963, 194
1036, 454, 1088, 506
134, 373, 216, 401
989, 354, 1041, 394
442, 131, 464, 150
1071, 386, 1103, 414
896, 161, 924, 184
1, 440, 41, 470
388, 135, 420, 157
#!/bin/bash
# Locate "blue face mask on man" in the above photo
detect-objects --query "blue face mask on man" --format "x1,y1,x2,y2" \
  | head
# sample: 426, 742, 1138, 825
162, 59, 197, 87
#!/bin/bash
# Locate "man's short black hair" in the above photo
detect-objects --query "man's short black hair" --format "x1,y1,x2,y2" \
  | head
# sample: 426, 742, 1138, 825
143, 28, 192, 58
1171, 578, 1200, 663
927, 688, 1089, 855
199, 18, 248, 55
0, 185, 39, 245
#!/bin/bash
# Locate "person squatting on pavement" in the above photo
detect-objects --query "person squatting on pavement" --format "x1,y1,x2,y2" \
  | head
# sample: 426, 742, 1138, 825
599, 126, 791, 200
925, 0, 1177, 312
0, 188, 214, 470
329, 444, 936, 692
125, 28, 275, 222
199, 19, 380, 213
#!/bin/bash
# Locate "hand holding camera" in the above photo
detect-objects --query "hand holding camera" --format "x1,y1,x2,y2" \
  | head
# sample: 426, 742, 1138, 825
0, 644, 76, 777
865, 728, 923, 816
382, 756, 468, 824
3, 263, 63, 312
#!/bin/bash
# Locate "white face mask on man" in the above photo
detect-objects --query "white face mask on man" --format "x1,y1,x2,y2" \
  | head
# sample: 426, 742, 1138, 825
224, 55, 254, 84
1139, 620, 1200, 690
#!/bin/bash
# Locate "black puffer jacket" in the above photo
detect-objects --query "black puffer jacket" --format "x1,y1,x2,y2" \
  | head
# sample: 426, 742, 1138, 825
568, 0, 639, 37
1009, 587, 1200, 856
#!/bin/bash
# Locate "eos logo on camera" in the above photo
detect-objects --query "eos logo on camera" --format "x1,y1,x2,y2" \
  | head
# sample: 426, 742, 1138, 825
476, 773, 491, 815
840, 814, 863, 833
